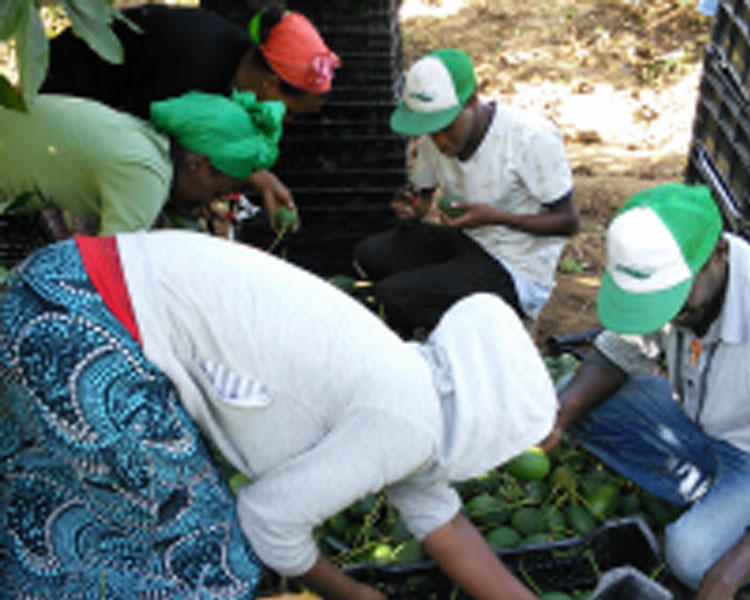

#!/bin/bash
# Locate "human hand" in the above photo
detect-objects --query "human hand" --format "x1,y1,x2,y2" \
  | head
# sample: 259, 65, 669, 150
538, 420, 564, 454
249, 170, 301, 233
695, 531, 750, 600
349, 582, 387, 600
390, 184, 425, 220
438, 202, 499, 228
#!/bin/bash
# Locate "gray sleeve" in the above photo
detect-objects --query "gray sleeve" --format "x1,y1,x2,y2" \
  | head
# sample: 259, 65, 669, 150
235, 409, 435, 576
593, 329, 664, 375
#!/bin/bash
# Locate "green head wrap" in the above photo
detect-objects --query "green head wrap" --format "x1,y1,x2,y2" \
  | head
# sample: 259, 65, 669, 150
150, 90, 286, 179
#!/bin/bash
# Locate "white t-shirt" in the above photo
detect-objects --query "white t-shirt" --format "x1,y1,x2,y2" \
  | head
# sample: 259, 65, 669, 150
412, 102, 573, 316
117, 230, 556, 577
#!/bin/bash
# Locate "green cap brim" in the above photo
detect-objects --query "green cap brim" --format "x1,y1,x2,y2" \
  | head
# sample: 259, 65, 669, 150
597, 269, 693, 334
390, 101, 463, 136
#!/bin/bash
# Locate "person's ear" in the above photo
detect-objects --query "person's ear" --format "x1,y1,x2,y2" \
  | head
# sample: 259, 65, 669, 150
184, 153, 212, 175
714, 237, 730, 266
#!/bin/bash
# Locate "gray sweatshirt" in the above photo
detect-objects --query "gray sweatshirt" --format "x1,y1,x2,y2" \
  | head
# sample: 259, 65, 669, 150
594, 233, 750, 454
118, 230, 556, 576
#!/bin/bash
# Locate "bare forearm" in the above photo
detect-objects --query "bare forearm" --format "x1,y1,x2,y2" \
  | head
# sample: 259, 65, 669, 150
488, 207, 578, 236
447, 195, 578, 235
697, 530, 750, 600
424, 513, 538, 600
301, 553, 385, 600
556, 360, 626, 429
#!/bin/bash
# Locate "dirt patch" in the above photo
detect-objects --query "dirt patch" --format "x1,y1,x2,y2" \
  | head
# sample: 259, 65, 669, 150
399, 0, 713, 347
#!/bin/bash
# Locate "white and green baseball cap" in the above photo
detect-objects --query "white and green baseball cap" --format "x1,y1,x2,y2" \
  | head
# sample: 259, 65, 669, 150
390, 48, 477, 136
597, 183, 723, 334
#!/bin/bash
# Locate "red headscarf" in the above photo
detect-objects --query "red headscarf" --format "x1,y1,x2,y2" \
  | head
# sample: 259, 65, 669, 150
259, 12, 341, 95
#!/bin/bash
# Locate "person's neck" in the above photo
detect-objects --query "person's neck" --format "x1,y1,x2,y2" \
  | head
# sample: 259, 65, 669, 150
457, 100, 494, 162
693, 263, 730, 338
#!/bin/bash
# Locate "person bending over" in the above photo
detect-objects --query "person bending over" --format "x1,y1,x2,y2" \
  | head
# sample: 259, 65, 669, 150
2, 229, 556, 600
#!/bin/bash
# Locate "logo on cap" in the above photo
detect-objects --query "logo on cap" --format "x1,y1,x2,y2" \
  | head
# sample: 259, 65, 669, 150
613, 264, 652, 280
409, 91, 435, 103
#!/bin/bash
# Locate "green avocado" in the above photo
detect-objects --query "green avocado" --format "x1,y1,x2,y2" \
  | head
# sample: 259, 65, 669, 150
394, 538, 426, 564
438, 193, 466, 218
273, 205, 298, 231
585, 483, 621, 520
485, 525, 521, 550
567, 503, 596, 536
504, 446, 550, 482
510, 507, 548, 535
464, 493, 509, 525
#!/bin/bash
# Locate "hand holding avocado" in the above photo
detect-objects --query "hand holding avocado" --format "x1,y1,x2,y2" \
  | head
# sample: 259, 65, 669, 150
267, 205, 299, 253
437, 194, 500, 228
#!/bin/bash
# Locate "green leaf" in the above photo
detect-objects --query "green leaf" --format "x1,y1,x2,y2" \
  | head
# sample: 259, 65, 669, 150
113, 9, 143, 35
0, 74, 26, 112
60, 0, 123, 65
15, 2, 48, 103
0, 0, 27, 41
67, 0, 111, 23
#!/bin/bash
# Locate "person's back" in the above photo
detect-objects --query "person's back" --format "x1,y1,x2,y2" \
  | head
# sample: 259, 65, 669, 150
0, 94, 172, 235
42, 5, 251, 120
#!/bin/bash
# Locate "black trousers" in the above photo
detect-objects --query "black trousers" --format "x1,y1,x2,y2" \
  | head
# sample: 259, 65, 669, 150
354, 221, 522, 336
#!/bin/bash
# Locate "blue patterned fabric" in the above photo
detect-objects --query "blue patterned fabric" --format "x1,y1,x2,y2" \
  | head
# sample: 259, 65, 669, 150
0, 240, 263, 600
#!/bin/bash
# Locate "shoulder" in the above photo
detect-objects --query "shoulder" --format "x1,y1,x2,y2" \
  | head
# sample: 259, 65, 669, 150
491, 102, 561, 141
4, 94, 150, 140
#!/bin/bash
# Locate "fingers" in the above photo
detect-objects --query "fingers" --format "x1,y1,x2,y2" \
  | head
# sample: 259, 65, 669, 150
390, 199, 416, 220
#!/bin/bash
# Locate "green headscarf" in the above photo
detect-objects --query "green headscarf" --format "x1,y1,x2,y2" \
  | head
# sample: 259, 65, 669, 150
150, 90, 285, 179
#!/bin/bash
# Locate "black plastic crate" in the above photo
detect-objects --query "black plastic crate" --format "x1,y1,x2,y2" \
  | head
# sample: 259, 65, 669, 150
685, 142, 750, 236
287, 0, 402, 22
343, 517, 664, 598
711, 0, 750, 97
685, 43, 750, 237
266, 168, 406, 189
588, 566, 673, 600
237, 219, 394, 277
306, 11, 399, 34
284, 99, 399, 125
274, 143, 407, 178
314, 79, 399, 102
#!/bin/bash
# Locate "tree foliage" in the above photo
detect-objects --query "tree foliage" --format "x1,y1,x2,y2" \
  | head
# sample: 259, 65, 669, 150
0, 0, 137, 111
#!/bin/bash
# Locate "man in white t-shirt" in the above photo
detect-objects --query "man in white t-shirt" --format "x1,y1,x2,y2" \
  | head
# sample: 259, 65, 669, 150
354, 48, 578, 336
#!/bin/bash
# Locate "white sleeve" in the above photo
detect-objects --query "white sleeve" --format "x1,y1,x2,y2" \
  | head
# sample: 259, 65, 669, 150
386, 477, 461, 541
516, 126, 573, 205
235, 408, 435, 576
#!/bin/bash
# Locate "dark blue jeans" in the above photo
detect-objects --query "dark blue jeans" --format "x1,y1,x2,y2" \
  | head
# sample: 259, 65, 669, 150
572, 375, 750, 588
